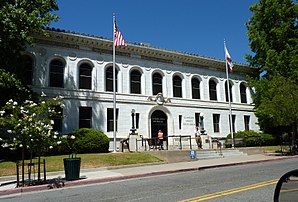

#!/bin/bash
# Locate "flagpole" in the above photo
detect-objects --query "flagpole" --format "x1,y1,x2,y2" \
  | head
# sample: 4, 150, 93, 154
113, 14, 117, 152
224, 39, 234, 148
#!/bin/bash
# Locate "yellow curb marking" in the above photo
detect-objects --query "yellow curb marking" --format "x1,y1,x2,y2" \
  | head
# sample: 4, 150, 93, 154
180, 179, 278, 202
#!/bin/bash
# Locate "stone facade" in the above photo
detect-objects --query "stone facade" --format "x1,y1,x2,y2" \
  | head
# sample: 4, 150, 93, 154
24, 29, 259, 150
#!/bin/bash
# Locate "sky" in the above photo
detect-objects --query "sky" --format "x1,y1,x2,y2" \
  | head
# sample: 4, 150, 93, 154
51, 0, 259, 64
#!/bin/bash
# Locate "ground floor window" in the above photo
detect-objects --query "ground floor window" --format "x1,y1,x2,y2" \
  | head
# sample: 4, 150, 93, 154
244, 115, 250, 131
213, 114, 220, 133
79, 107, 92, 128
107, 108, 119, 132
52, 106, 63, 132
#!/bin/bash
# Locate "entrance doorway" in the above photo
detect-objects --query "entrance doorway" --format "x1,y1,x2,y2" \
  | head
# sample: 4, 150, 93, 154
151, 110, 168, 138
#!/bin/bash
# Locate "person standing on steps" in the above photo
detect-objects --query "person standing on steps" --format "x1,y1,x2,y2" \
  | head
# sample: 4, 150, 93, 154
157, 130, 164, 150
194, 126, 202, 149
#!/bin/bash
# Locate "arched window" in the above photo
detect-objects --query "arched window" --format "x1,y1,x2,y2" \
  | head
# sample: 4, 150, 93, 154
22, 55, 33, 85
209, 79, 217, 101
191, 77, 200, 99
225, 81, 233, 102
106, 66, 118, 92
240, 83, 247, 103
49, 59, 64, 88
130, 70, 141, 94
173, 75, 182, 98
152, 72, 162, 95
79, 63, 92, 89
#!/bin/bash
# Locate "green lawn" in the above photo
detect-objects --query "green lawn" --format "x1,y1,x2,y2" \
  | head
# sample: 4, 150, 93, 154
0, 152, 162, 177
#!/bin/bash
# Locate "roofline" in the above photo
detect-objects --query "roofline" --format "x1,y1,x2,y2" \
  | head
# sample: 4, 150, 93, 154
33, 28, 257, 75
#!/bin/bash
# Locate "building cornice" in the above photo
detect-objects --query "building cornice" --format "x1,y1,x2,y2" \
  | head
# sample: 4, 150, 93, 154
33, 29, 257, 75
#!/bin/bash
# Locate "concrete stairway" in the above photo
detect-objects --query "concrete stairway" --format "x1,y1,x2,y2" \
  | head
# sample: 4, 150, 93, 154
196, 149, 247, 160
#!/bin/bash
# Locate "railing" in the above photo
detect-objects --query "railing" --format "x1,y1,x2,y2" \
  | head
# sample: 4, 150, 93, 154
136, 135, 192, 151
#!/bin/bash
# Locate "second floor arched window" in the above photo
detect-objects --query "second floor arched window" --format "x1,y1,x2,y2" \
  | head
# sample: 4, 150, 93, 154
191, 77, 200, 99
106, 66, 118, 92
209, 79, 217, 101
50, 59, 64, 88
152, 72, 163, 95
79, 63, 92, 90
225, 80, 233, 102
130, 70, 141, 94
22, 55, 33, 86
240, 83, 247, 103
173, 75, 182, 98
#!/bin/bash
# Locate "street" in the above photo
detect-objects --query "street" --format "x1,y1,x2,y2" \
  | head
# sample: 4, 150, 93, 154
0, 158, 297, 202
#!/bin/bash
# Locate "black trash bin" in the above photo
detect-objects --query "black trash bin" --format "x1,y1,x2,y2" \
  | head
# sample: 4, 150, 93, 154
63, 155, 81, 181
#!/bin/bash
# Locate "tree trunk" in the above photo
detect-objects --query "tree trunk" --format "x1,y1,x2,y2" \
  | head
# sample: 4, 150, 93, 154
38, 150, 41, 181
22, 147, 25, 187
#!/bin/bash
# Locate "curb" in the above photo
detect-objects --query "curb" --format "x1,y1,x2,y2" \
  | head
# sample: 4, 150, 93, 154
0, 155, 297, 197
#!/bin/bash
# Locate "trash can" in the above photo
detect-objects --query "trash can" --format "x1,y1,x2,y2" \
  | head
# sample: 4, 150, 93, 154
63, 155, 81, 181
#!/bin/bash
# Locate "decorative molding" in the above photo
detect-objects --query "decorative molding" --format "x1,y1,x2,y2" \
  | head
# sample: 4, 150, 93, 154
68, 52, 77, 61
122, 64, 129, 68
38, 48, 47, 57
147, 93, 171, 105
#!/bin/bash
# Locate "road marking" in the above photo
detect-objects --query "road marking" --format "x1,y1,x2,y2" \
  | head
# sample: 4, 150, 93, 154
180, 179, 278, 202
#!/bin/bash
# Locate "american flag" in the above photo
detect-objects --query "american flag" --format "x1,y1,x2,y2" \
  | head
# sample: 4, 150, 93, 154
224, 44, 233, 73
114, 21, 126, 47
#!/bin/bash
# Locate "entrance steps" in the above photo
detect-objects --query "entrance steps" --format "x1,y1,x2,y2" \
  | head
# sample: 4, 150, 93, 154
144, 149, 248, 163
197, 149, 247, 160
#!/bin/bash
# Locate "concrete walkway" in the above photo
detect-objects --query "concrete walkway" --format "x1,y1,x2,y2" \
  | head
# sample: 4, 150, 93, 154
0, 153, 297, 196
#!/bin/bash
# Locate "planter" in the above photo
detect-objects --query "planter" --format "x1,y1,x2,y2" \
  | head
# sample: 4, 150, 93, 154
63, 154, 81, 181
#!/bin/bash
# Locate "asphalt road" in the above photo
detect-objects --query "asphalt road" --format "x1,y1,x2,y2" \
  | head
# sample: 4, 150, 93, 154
1, 158, 297, 202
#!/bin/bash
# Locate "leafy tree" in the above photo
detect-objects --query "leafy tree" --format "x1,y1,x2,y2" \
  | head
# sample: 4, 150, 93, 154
246, 0, 298, 147
0, 69, 36, 107
0, 0, 59, 74
0, 96, 64, 181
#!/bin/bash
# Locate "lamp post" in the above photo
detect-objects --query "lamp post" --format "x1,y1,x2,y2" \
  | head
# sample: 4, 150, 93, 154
131, 109, 136, 134
200, 114, 205, 135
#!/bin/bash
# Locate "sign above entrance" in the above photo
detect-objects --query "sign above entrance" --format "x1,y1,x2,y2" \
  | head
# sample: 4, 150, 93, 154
147, 93, 171, 105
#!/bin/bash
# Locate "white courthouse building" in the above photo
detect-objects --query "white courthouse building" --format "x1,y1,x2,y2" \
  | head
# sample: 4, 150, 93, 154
24, 28, 259, 150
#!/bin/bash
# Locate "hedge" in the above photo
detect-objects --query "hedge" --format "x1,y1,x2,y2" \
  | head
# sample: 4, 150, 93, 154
225, 131, 277, 147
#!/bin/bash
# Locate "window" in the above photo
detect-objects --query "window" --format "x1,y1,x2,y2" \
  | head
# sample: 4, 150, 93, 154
209, 80, 217, 101
192, 78, 200, 99
213, 114, 220, 133
107, 108, 119, 132
244, 115, 250, 131
173, 75, 182, 98
79, 63, 92, 89
49, 59, 64, 88
136, 113, 140, 129
51, 106, 63, 132
225, 81, 233, 102
106, 66, 118, 92
240, 83, 247, 103
79, 107, 92, 128
130, 70, 141, 94
195, 113, 200, 127
152, 73, 162, 95
179, 115, 182, 130
229, 115, 236, 133
22, 55, 33, 85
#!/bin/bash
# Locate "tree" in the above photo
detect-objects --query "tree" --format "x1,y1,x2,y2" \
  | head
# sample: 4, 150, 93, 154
0, 0, 59, 74
0, 96, 64, 182
0, 0, 59, 109
246, 0, 298, 147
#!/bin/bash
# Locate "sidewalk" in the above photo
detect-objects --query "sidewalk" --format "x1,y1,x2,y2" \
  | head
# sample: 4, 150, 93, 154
0, 153, 297, 196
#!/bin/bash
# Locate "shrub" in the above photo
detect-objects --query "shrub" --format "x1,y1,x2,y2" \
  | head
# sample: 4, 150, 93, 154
46, 128, 110, 155
70, 128, 110, 154
225, 131, 277, 147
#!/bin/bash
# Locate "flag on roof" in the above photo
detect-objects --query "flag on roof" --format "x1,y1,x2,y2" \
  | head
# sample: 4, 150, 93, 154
114, 20, 126, 47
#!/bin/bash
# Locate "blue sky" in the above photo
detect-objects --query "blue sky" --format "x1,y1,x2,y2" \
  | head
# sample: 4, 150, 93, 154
51, 0, 259, 64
